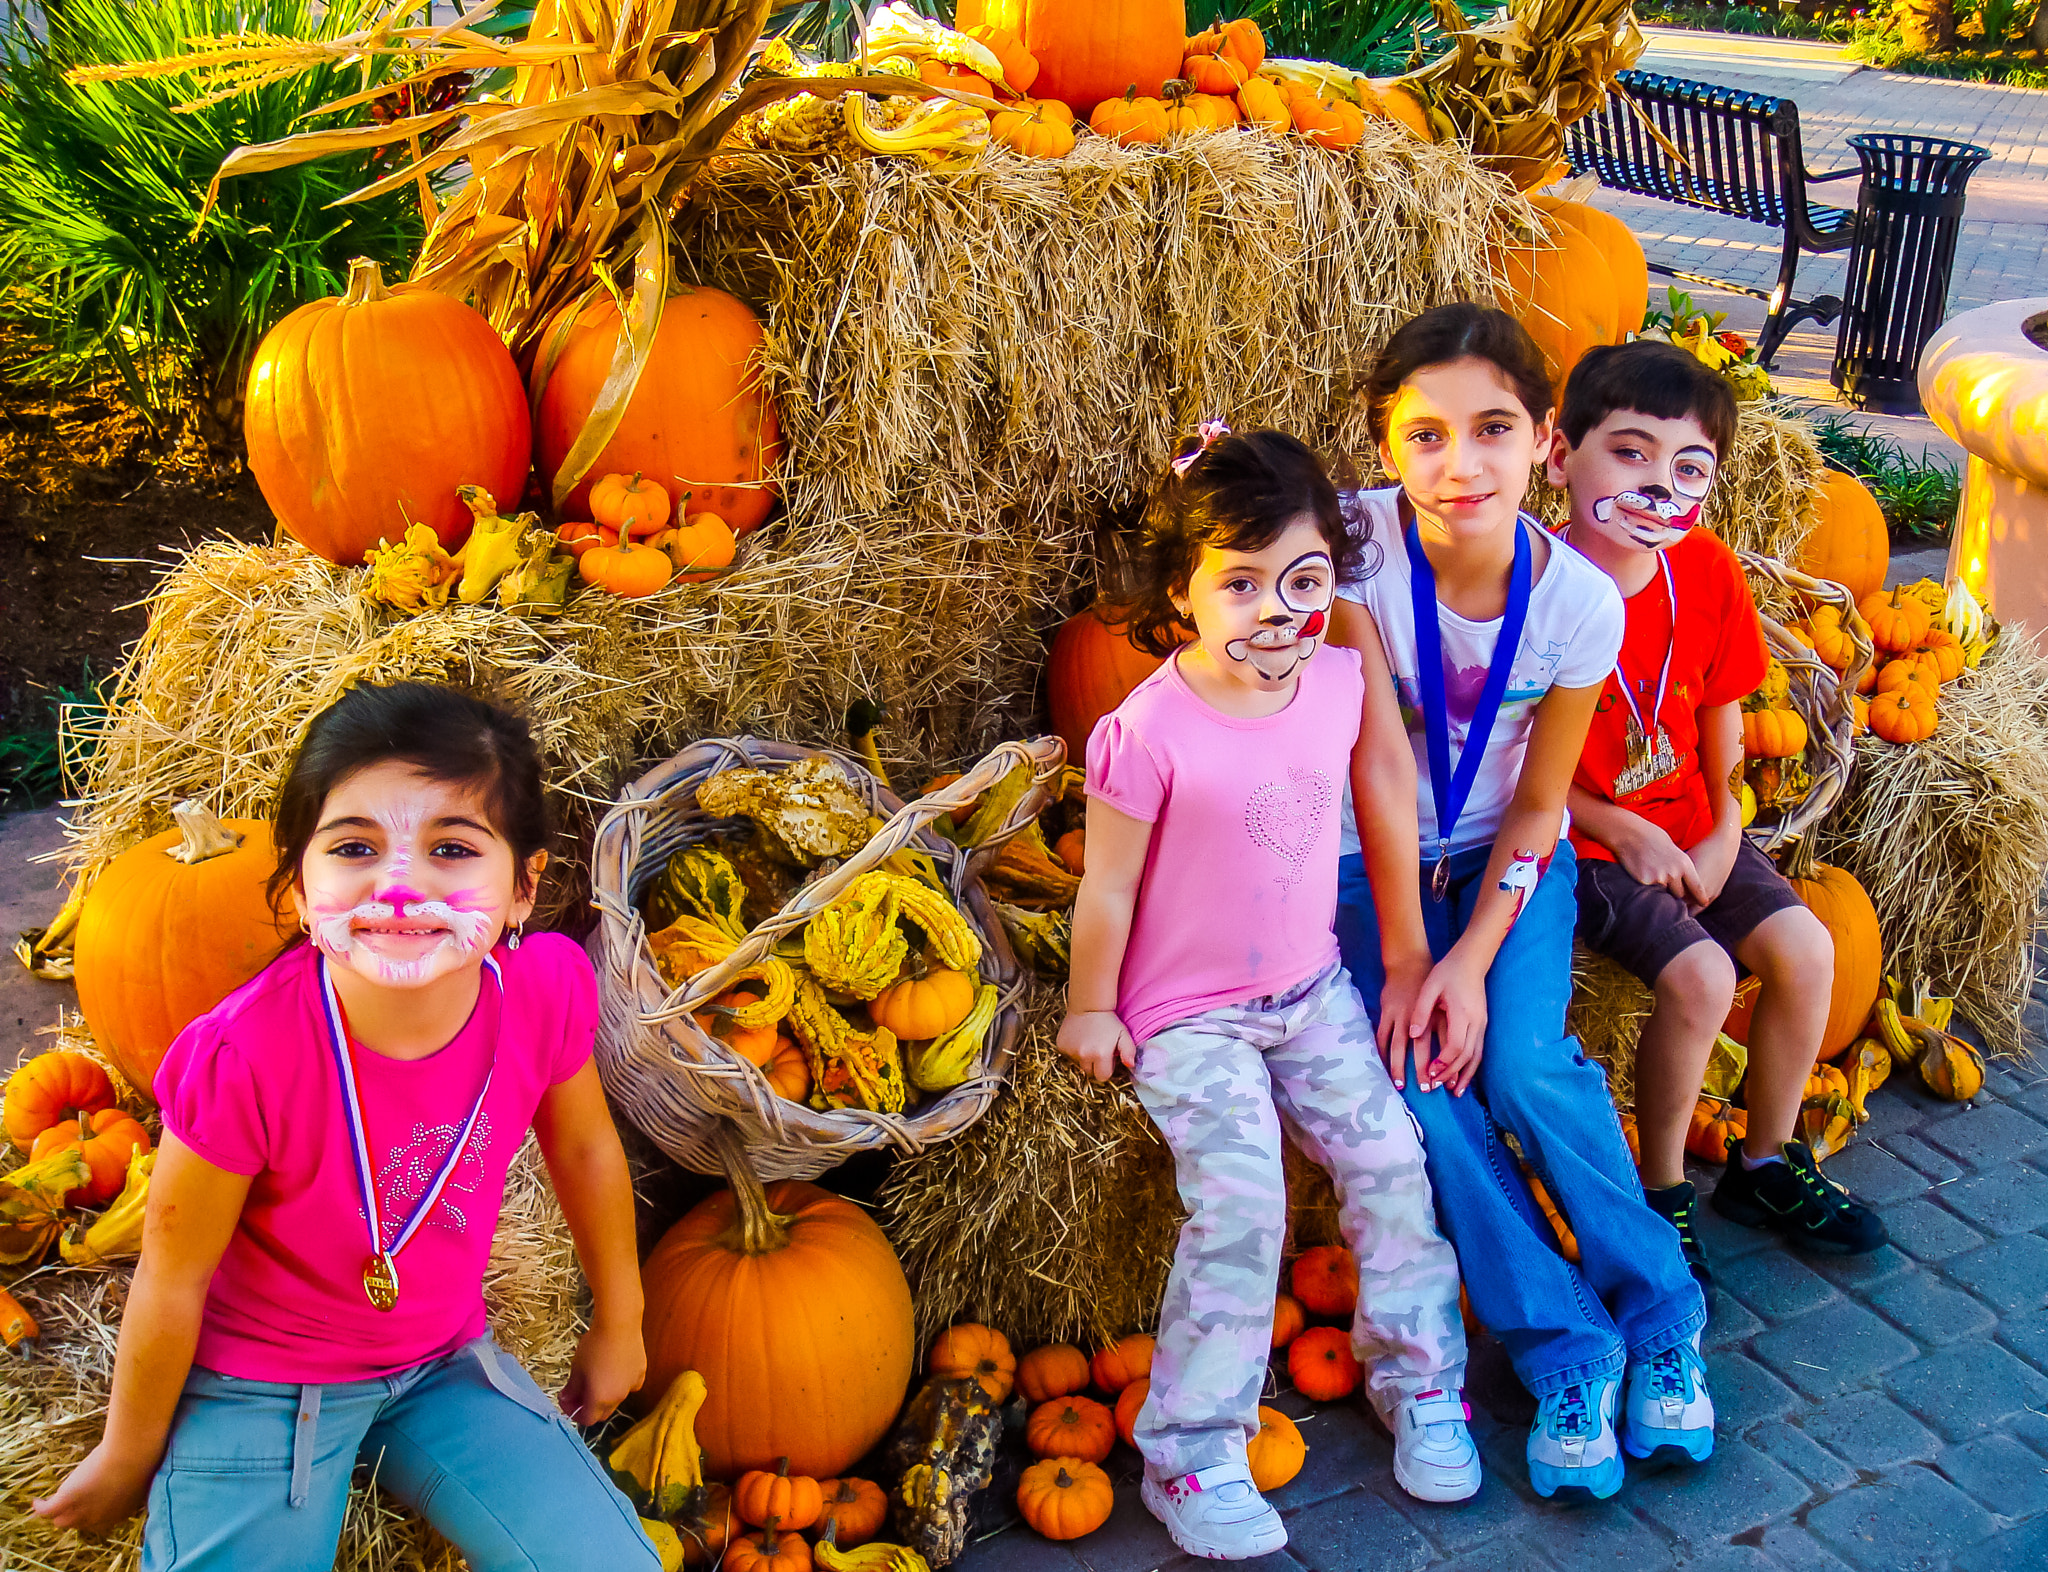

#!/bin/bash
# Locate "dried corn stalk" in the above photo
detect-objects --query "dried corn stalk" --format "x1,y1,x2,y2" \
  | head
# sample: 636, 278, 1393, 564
1398, 0, 1647, 188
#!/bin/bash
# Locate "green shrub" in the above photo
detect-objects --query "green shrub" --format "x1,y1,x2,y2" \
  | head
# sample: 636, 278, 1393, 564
0, 0, 429, 440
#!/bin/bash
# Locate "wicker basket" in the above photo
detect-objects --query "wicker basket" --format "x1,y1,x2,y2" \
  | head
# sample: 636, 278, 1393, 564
590, 735, 1066, 1179
1740, 552, 1872, 853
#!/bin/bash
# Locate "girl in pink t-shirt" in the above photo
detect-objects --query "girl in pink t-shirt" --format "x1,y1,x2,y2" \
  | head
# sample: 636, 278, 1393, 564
1058, 426, 1473, 1561
36, 683, 657, 1571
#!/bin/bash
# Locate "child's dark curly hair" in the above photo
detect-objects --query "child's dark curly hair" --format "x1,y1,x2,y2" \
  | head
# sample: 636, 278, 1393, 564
1105, 428, 1367, 657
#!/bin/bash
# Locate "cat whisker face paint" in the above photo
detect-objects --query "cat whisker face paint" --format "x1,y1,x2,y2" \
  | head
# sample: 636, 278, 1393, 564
1222, 551, 1335, 682
310, 898, 500, 986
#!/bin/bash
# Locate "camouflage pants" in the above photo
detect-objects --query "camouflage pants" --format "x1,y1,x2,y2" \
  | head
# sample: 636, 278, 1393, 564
1129, 960, 1467, 1476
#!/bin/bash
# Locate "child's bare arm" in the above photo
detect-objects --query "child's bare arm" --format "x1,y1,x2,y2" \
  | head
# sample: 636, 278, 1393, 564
534, 1061, 645, 1423
33, 1135, 251, 1535
1059, 798, 1151, 1081
1688, 699, 1746, 903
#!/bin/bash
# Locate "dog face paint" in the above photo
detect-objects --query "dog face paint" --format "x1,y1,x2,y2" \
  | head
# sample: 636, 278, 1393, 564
1550, 410, 1722, 555
1224, 552, 1334, 682
1178, 518, 1337, 698
1587, 443, 1716, 549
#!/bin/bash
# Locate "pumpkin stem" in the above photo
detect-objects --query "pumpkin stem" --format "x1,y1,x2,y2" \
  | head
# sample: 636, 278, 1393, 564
342, 256, 392, 307
167, 799, 245, 865
1055, 1466, 1074, 1488
711, 1123, 794, 1255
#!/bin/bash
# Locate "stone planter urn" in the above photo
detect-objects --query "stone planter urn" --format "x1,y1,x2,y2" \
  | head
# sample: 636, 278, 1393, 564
1921, 297, 2048, 636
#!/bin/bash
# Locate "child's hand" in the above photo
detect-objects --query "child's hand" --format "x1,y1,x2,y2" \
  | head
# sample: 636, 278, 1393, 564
1609, 816, 1706, 907
31, 1440, 155, 1536
1377, 953, 1435, 1091
1058, 1010, 1137, 1083
559, 1317, 647, 1426
1412, 950, 1490, 1096
1690, 817, 1741, 907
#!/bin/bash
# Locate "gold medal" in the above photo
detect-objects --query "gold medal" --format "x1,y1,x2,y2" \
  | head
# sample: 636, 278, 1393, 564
363, 1252, 399, 1312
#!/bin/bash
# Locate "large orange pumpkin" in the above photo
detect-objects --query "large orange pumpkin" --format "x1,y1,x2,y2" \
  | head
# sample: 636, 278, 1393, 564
1534, 196, 1650, 342
74, 802, 294, 1099
638, 1155, 915, 1479
535, 285, 781, 535
1794, 470, 1889, 607
1496, 217, 1620, 393
1722, 861, 1881, 1063
1047, 606, 1176, 764
980, 0, 1186, 115
245, 258, 530, 564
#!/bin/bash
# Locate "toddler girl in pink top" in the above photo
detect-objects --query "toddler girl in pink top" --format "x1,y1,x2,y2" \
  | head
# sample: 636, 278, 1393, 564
36, 682, 658, 1571
1059, 427, 1473, 1561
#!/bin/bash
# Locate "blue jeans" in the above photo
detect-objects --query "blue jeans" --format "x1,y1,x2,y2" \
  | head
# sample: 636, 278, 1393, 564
141, 1335, 659, 1572
1335, 842, 1706, 1398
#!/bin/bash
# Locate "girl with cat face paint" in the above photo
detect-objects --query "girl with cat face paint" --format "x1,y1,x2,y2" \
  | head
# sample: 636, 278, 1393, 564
1055, 426, 1478, 1560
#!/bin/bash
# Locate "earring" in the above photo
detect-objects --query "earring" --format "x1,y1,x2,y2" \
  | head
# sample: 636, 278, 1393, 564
507, 921, 523, 952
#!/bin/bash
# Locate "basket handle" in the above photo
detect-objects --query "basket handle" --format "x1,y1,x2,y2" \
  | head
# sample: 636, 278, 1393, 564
649, 735, 1067, 1020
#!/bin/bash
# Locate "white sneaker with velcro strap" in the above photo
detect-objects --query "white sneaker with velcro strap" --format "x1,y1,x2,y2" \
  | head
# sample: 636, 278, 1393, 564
1140, 1462, 1289, 1560
1391, 1387, 1483, 1502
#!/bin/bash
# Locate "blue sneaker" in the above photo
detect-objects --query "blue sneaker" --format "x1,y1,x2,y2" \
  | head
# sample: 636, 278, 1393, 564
1527, 1378, 1624, 1503
1622, 1333, 1716, 1467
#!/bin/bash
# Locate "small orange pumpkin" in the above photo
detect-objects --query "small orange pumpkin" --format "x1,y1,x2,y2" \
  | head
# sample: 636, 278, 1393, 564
1113, 1375, 1148, 1447
1869, 686, 1937, 743
578, 536, 672, 597
1524, 1167, 1580, 1262
1162, 80, 1242, 133
966, 22, 1040, 93
1915, 628, 1965, 682
555, 520, 615, 558
929, 1322, 1016, 1403
1181, 49, 1248, 93
1016, 1343, 1092, 1405
1806, 604, 1857, 672
1052, 829, 1085, 875
1287, 1326, 1362, 1401
1741, 708, 1808, 759
1027, 1395, 1116, 1464
871, 965, 977, 1041
661, 512, 737, 582
1090, 1332, 1155, 1395
1237, 73, 1290, 133
1016, 1458, 1114, 1541
3, 1051, 115, 1152
1876, 653, 1941, 697
763, 1037, 810, 1101
1184, 17, 1266, 81
589, 471, 672, 538
1088, 86, 1170, 145
1270, 1291, 1306, 1350
1247, 1406, 1306, 1492
1290, 1243, 1358, 1318
917, 58, 996, 98
815, 1477, 887, 1548
30, 1107, 151, 1206
694, 988, 782, 1066
733, 1458, 823, 1532
1858, 586, 1933, 654
992, 98, 1078, 158
723, 1528, 813, 1572
1685, 1096, 1747, 1163
1285, 83, 1366, 149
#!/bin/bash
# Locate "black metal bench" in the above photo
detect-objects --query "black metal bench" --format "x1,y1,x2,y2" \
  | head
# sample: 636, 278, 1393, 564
1564, 70, 1862, 367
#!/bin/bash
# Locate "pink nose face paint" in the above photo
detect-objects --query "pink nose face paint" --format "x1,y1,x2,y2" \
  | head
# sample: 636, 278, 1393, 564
1224, 551, 1335, 682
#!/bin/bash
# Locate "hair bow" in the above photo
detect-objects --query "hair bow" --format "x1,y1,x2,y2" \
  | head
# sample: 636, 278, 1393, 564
1170, 418, 1233, 477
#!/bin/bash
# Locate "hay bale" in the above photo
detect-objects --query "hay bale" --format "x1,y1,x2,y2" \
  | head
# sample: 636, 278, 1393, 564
0, 1026, 585, 1572
1569, 946, 1653, 1110
1816, 631, 2048, 1059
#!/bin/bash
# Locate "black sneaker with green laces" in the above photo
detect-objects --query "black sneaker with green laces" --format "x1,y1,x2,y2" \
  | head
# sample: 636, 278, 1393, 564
1709, 1139, 1888, 1254
1645, 1181, 1714, 1309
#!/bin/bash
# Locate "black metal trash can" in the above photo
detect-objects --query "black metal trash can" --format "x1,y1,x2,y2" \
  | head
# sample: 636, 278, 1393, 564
1831, 133, 1990, 415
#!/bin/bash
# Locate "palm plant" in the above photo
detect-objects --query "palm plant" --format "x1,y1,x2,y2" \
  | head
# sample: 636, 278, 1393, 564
1231, 0, 1482, 74
0, 0, 429, 442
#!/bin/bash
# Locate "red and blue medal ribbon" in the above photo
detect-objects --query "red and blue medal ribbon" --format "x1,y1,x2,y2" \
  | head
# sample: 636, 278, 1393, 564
319, 953, 501, 1311
1406, 515, 1534, 900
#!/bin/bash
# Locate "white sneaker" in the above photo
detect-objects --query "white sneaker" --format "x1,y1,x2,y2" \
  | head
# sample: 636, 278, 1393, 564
1140, 1463, 1289, 1560
1622, 1331, 1716, 1467
1391, 1388, 1482, 1502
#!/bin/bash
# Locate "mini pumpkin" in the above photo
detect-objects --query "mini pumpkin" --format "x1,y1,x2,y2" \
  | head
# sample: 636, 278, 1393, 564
1113, 1375, 1148, 1447
1247, 1406, 1306, 1492
1237, 73, 1290, 132
1181, 48, 1247, 93
1270, 1291, 1306, 1350
991, 98, 1078, 158
3, 1051, 115, 1152
1286, 83, 1366, 149
590, 471, 672, 538
30, 1107, 151, 1207
815, 1477, 888, 1548
734, 1459, 823, 1532
1741, 708, 1808, 759
1016, 1343, 1092, 1405
1090, 1333, 1155, 1395
579, 536, 672, 597
1290, 1243, 1358, 1318
1915, 628, 1965, 682
1027, 1396, 1115, 1464
917, 58, 996, 98
694, 988, 781, 1066
1868, 687, 1937, 744
763, 1037, 810, 1102
1803, 1063, 1851, 1103
1162, 81, 1241, 133
965, 21, 1040, 93
1685, 1096, 1747, 1163
928, 1322, 1016, 1404
723, 1528, 813, 1572
662, 512, 737, 581
871, 965, 977, 1041
1858, 586, 1934, 654
1052, 829, 1085, 875
1184, 17, 1265, 80
1806, 605, 1857, 672
1016, 1458, 1114, 1541
555, 520, 615, 557
1088, 86, 1169, 145
1875, 654, 1940, 698
1288, 1327, 1361, 1401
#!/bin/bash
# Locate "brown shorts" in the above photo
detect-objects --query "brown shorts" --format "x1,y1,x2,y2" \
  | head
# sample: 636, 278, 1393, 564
1575, 836, 1807, 986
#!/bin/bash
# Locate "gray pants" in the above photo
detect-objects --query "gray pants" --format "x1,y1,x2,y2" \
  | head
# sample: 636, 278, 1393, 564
1131, 961, 1467, 1476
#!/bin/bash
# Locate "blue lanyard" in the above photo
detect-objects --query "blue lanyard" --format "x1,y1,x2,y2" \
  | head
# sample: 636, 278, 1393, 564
1405, 514, 1534, 899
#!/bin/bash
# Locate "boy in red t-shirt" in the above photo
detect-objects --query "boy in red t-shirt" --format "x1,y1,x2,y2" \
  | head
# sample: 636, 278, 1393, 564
1548, 342, 1885, 1297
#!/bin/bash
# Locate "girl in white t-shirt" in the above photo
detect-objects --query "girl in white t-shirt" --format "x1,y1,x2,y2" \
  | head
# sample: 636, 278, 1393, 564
1331, 304, 1713, 1505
